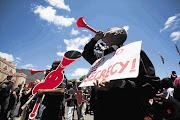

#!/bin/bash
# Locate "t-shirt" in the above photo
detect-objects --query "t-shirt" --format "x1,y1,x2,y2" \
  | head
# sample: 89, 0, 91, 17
0, 82, 12, 100
67, 89, 75, 107
10, 87, 20, 101
42, 78, 66, 107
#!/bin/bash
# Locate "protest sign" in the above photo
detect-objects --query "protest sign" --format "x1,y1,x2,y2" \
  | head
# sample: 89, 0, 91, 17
79, 41, 142, 87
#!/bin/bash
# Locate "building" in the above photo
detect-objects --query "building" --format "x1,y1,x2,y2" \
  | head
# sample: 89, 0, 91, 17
0, 56, 27, 89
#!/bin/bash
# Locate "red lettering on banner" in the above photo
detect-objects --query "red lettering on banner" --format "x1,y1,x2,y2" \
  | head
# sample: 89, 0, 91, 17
115, 49, 124, 55
84, 60, 131, 83
89, 71, 97, 81
98, 69, 107, 80
118, 61, 130, 73
105, 65, 112, 78
94, 70, 101, 80
129, 58, 136, 73
110, 62, 119, 75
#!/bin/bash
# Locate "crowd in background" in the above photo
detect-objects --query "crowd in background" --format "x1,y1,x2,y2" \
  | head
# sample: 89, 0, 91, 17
0, 70, 179, 120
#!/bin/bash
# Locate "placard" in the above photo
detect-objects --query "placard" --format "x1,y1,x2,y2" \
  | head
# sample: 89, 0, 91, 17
79, 41, 142, 87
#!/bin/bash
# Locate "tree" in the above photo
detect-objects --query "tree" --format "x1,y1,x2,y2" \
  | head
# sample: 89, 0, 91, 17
68, 79, 77, 82
79, 75, 86, 81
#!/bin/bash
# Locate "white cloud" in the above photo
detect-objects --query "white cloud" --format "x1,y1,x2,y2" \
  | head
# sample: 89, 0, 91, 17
71, 28, 80, 35
20, 64, 36, 69
16, 57, 21, 61
170, 31, 180, 41
160, 13, 180, 32
165, 16, 177, 26
0, 52, 14, 62
46, 65, 51, 68
34, 5, 75, 27
71, 68, 89, 77
82, 30, 88, 32
57, 51, 65, 56
123, 26, 129, 33
45, 0, 70, 11
64, 34, 92, 52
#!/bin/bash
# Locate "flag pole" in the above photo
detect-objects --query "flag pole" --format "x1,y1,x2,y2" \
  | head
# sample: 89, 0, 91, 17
158, 52, 169, 78
175, 42, 180, 56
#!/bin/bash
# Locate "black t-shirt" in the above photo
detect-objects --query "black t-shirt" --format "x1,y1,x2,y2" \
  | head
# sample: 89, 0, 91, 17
20, 89, 30, 102
42, 79, 66, 107
0, 82, 12, 100
67, 89, 75, 107
10, 87, 20, 101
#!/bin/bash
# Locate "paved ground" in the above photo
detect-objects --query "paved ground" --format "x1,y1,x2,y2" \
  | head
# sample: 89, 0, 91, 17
13, 102, 93, 120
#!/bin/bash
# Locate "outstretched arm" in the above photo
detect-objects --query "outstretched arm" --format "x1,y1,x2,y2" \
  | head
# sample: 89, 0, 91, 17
82, 31, 104, 65
37, 88, 65, 95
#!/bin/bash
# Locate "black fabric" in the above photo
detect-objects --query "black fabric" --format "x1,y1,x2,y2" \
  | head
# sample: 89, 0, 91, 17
82, 39, 160, 119
0, 82, 12, 100
41, 106, 63, 120
66, 89, 75, 107
42, 80, 65, 106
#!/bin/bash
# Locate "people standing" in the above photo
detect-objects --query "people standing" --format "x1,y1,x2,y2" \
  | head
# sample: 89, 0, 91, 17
6, 84, 22, 119
0, 76, 15, 120
16, 83, 31, 117
65, 82, 75, 120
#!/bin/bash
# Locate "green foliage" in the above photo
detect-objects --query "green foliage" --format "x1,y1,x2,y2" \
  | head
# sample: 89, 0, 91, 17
68, 79, 77, 82
79, 75, 86, 81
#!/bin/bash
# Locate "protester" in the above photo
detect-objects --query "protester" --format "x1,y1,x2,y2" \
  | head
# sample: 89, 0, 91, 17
37, 60, 67, 120
171, 71, 177, 82
16, 83, 31, 117
74, 81, 88, 120
82, 27, 160, 120
25, 79, 41, 120
6, 84, 22, 119
65, 82, 75, 120
172, 77, 180, 120
152, 78, 174, 120
0, 76, 15, 120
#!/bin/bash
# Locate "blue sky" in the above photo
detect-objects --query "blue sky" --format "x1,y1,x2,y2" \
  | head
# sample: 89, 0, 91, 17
0, 0, 180, 80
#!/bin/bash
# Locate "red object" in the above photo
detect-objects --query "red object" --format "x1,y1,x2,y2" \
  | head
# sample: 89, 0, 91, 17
29, 103, 40, 119
77, 17, 97, 33
73, 82, 89, 105
167, 109, 171, 114
29, 50, 82, 119
28, 81, 35, 89
144, 116, 152, 120
31, 69, 46, 75
174, 76, 180, 87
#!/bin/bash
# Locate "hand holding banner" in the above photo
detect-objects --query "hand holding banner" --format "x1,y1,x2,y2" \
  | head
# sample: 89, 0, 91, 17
79, 41, 142, 87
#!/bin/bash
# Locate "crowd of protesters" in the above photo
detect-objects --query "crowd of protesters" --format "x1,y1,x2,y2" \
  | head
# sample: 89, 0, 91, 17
0, 27, 180, 120
0, 71, 180, 120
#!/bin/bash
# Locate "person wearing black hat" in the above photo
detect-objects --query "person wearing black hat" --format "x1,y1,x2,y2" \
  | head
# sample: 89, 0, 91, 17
37, 60, 67, 120
82, 27, 160, 120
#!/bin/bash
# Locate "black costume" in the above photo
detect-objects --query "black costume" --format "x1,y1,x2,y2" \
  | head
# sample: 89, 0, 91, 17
82, 38, 160, 120
41, 77, 66, 120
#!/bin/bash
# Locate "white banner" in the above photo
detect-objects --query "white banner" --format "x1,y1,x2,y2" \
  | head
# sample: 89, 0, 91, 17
79, 41, 142, 87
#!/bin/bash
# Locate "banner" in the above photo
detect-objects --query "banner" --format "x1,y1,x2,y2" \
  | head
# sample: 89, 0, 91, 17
79, 41, 142, 87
